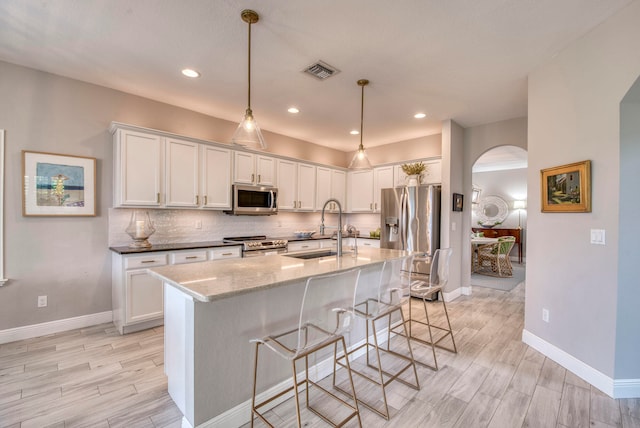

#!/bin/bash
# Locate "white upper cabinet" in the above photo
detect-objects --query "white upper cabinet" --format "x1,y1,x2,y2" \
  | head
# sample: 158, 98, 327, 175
317, 167, 346, 212
373, 166, 394, 212
112, 124, 232, 210
201, 146, 232, 209
114, 129, 163, 207
297, 163, 316, 211
347, 169, 374, 212
277, 159, 297, 210
165, 138, 199, 207
277, 160, 316, 211
394, 158, 442, 186
234, 152, 276, 186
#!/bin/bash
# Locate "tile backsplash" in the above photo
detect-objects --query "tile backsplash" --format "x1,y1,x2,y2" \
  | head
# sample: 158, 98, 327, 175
108, 208, 380, 246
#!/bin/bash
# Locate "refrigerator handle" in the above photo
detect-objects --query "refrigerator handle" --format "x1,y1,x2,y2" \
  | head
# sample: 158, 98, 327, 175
400, 188, 407, 250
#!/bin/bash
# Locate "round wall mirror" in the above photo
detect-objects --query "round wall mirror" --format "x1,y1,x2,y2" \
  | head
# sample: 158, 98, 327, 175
475, 195, 509, 227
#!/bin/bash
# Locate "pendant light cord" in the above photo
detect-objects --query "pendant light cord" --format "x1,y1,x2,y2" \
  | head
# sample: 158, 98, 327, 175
247, 19, 252, 111
359, 82, 364, 150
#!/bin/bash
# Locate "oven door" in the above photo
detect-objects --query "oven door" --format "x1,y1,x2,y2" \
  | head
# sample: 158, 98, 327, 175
243, 248, 287, 257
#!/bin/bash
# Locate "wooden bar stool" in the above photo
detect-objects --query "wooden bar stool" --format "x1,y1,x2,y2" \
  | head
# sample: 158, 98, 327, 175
250, 268, 362, 427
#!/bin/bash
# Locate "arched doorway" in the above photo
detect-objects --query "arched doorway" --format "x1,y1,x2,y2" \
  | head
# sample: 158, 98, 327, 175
469, 146, 528, 290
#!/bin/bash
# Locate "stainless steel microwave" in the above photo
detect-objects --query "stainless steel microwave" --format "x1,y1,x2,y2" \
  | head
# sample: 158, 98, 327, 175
225, 184, 278, 215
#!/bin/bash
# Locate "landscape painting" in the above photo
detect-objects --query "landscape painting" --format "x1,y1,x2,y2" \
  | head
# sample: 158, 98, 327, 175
541, 160, 591, 213
23, 151, 96, 216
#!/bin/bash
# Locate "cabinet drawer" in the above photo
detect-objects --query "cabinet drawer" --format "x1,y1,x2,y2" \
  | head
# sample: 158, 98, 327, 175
359, 239, 380, 248
288, 241, 321, 252
209, 247, 242, 260
171, 251, 208, 265
125, 254, 168, 270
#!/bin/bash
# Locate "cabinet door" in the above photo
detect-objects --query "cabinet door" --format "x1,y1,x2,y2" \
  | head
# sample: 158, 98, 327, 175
256, 155, 276, 186
315, 167, 332, 210
348, 170, 374, 212
297, 163, 316, 211
373, 166, 394, 212
331, 170, 347, 210
201, 146, 232, 209
422, 159, 442, 184
233, 152, 255, 184
116, 129, 162, 206
126, 269, 164, 324
288, 240, 321, 252
165, 138, 199, 207
277, 159, 297, 210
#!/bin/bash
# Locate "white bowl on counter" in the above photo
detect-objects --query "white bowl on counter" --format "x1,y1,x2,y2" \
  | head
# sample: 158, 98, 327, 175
294, 231, 316, 239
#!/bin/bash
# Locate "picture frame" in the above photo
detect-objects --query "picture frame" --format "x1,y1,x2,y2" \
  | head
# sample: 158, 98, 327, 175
22, 151, 96, 216
541, 160, 591, 213
453, 193, 464, 212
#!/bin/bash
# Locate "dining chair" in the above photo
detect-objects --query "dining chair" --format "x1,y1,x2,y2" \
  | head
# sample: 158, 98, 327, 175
250, 268, 362, 427
477, 236, 515, 277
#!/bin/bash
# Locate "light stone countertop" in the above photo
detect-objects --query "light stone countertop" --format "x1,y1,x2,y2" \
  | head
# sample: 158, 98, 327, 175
147, 247, 409, 302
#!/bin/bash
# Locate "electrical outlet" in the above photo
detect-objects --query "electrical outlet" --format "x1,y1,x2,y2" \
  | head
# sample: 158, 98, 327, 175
542, 308, 549, 323
37, 295, 47, 308
195, 220, 202, 229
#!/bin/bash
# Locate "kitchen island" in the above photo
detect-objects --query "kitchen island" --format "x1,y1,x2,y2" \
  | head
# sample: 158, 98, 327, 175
147, 247, 409, 428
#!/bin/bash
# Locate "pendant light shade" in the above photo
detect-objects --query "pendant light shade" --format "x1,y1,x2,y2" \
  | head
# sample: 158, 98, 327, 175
231, 9, 266, 150
348, 79, 373, 170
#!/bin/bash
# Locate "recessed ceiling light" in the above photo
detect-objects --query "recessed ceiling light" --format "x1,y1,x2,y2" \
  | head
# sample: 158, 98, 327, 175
287, 107, 300, 114
414, 113, 426, 119
181, 68, 200, 78
350, 130, 359, 135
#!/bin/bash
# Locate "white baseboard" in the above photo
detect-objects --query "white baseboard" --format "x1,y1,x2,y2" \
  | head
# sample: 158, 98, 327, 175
443, 287, 463, 301
0, 311, 113, 344
522, 329, 640, 399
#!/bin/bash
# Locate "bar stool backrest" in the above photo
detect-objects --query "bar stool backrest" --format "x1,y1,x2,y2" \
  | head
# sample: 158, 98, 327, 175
294, 268, 361, 359
378, 255, 414, 306
429, 248, 453, 288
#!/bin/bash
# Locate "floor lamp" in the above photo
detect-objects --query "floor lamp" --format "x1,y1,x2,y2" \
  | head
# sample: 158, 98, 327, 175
514, 200, 526, 228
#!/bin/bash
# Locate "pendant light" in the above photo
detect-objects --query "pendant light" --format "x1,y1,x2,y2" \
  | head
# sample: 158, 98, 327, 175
348, 79, 373, 170
231, 9, 266, 150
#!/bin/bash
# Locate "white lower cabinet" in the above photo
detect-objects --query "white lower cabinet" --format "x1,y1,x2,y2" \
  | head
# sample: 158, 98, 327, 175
288, 240, 321, 252
112, 245, 241, 334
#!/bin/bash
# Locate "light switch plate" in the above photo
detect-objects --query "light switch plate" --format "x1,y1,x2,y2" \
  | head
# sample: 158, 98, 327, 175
590, 229, 605, 245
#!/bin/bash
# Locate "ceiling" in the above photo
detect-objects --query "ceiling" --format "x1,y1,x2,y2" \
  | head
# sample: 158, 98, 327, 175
473, 146, 528, 173
0, 0, 633, 152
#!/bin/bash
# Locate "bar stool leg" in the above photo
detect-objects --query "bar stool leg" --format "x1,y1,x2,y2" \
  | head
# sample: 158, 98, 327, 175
251, 342, 259, 428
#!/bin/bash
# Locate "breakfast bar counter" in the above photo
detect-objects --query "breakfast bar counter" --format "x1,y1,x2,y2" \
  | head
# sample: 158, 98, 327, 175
147, 247, 409, 428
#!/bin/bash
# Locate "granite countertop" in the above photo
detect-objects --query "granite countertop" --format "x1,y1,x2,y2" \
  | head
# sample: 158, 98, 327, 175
282, 234, 380, 242
109, 240, 240, 255
147, 247, 408, 303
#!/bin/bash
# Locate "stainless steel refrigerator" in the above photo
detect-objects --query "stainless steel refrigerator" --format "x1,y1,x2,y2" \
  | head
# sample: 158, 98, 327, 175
380, 185, 441, 278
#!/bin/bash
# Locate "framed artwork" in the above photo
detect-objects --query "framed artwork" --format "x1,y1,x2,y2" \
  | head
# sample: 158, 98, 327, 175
453, 193, 464, 212
541, 160, 591, 213
22, 151, 96, 216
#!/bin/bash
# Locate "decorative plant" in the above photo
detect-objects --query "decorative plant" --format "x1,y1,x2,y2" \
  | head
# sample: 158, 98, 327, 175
401, 162, 427, 176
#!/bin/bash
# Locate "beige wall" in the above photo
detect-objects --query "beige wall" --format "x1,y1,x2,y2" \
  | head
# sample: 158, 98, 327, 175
356, 134, 442, 166
0, 60, 344, 330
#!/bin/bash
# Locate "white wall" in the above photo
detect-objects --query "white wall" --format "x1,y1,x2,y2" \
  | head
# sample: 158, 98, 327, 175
526, 0, 640, 385
472, 168, 528, 230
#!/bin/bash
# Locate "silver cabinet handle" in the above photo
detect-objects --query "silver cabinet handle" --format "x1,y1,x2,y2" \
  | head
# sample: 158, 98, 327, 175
204, 195, 208, 205
221, 252, 233, 256
141, 260, 157, 264
195, 195, 199, 205
257, 174, 261, 183
251, 173, 255, 183
370, 203, 373, 210
375, 202, 377, 211
186, 256, 199, 260
157, 193, 160, 203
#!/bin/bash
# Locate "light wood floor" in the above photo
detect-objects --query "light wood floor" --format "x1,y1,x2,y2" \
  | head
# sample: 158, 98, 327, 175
1, 282, 639, 427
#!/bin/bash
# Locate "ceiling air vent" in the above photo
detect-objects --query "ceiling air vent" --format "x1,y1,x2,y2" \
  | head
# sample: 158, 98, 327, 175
303, 61, 340, 80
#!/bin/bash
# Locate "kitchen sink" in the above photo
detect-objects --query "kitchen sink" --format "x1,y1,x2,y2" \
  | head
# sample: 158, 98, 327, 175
284, 250, 351, 260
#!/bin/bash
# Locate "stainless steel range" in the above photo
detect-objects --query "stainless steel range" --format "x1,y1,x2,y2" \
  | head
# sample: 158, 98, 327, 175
223, 235, 288, 257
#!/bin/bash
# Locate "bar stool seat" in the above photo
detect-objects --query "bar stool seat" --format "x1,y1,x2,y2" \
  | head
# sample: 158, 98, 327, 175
250, 268, 362, 428
334, 256, 419, 420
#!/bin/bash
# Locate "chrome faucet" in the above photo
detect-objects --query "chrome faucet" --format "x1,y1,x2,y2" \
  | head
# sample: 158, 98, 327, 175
320, 198, 343, 257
